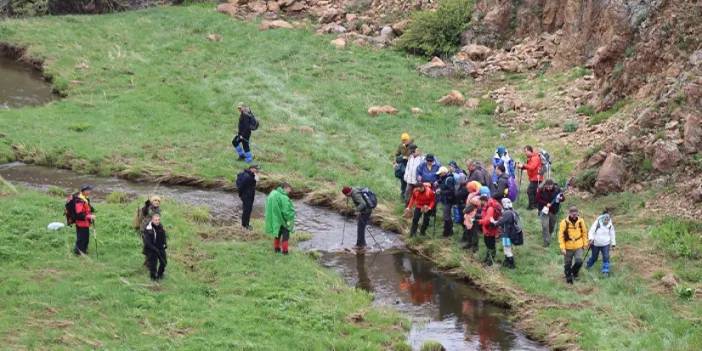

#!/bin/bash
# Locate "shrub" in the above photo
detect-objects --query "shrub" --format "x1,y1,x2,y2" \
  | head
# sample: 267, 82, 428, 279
189, 206, 211, 224
47, 186, 66, 197
570, 66, 591, 79
420, 341, 446, 351
106, 191, 129, 204
573, 168, 597, 191
576, 105, 595, 116
476, 99, 496, 116
563, 120, 579, 133
675, 285, 694, 300
396, 0, 473, 56
652, 219, 702, 260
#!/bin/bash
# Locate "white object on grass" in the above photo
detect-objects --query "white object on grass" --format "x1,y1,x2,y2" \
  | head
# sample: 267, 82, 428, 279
47, 222, 65, 231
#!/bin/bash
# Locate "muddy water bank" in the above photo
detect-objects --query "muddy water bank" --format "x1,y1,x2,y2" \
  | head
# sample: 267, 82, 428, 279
0, 44, 56, 108
0, 162, 545, 350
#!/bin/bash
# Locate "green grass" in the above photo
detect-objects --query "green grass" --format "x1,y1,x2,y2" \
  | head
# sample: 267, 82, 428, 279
0, 190, 408, 350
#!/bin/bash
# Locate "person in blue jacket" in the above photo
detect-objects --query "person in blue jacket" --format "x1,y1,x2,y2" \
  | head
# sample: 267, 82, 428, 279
416, 154, 441, 187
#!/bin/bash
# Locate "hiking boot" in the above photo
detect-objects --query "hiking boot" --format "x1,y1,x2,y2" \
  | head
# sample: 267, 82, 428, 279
243, 225, 253, 231
566, 276, 574, 284
353, 245, 367, 253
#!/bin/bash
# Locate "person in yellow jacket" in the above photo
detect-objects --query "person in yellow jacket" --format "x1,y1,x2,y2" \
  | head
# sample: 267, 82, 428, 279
558, 206, 589, 284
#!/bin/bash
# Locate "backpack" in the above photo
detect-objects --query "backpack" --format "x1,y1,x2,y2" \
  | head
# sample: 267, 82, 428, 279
64, 193, 78, 226
490, 201, 503, 222
246, 111, 259, 131
453, 172, 467, 192
538, 149, 551, 179
563, 219, 586, 242
360, 188, 378, 209
510, 210, 524, 245
235, 171, 247, 189
507, 177, 519, 201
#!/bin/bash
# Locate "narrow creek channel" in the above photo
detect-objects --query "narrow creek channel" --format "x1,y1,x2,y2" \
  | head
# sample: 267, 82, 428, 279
0, 162, 544, 350
0, 56, 55, 109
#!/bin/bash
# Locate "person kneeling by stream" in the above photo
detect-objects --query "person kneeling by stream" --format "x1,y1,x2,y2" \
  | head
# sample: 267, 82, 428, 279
264, 183, 296, 255
342, 186, 378, 251
143, 213, 168, 281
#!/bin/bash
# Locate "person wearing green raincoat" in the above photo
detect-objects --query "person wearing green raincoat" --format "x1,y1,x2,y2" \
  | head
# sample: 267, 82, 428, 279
264, 183, 296, 254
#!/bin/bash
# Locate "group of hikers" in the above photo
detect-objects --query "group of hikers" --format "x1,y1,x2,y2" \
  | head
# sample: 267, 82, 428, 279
392, 133, 617, 282
62, 104, 616, 284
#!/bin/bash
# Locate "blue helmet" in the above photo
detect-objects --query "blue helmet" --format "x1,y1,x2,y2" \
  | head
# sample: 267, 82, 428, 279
479, 186, 491, 197
496, 146, 507, 156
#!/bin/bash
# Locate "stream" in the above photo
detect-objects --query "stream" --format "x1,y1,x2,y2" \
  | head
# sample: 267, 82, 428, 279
0, 162, 544, 350
0, 56, 55, 109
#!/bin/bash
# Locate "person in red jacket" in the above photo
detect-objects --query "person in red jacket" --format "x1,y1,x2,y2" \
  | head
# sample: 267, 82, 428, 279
518, 145, 542, 210
478, 189, 502, 266
404, 183, 435, 237
73, 185, 96, 255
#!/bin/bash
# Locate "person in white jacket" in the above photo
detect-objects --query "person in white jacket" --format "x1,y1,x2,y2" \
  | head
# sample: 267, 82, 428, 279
403, 145, 424, 202
586, 212, 616, 276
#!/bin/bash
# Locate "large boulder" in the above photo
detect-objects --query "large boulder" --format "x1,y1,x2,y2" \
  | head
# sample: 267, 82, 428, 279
683, 112, 702, 153
459, 44, 492, 61
259, 19, 293, 30
247, 0, 268, 13
437, 90, 465, 106
652, 141, 682, 172
418, 57, 456, 78
216, 2, 238, 16
595, 153, 625, 194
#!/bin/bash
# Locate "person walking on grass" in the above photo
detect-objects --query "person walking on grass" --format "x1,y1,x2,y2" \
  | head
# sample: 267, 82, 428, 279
142, 213, 167, 281
586, 211, 616, 277
462, 181, 483, 252
405, 182, 435, 237
264, 182, 296, 255
236, 164, 259, 230
517, 145, 542, 210
536, 179, 564, 247
232, 103, 259, 163
558, 206, 588, 284
492, 198, 521, 269
71, 185, 95, 256
478, 186, 501, 266
136, 195, 161, 232
466, 160, 491, 188
403, 145, 424, 202
394, 133, 414, 201
342, 186, 377, 251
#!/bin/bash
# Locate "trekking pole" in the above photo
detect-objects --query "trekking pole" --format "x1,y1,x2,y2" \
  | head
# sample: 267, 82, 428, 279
93, 221, 99, 260
432, 209, 437, 238
341, 197, 349, 246
366, 226, 382, 252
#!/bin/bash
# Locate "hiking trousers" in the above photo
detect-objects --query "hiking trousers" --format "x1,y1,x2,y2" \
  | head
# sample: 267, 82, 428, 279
240, 195, 254, 228
564, 248, 584, 279
145, 249, 167, 280
527, 181, 539, 209
540, 212, 556, 246
484, 236, 497, 264
400, 179, 408, 202
410, 208, 432, 236
587, 245, 611, 273
274, 226, 290, 254
232, 132, 251, 153
74, 226, 90, 255
357, 211, 371, 247
462, 225, 479, 252
441, 203, 453, 237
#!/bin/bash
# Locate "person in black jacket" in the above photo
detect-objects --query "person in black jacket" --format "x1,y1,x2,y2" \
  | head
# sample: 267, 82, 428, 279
466, 160, 491, 187
536, 179, 564, 247
342, 186, 373, 250
142, 213, 167, 281
436, 167, 456, 237
236, 164, 259, 230
232, 103, 257, 163
491, 165, 509, 201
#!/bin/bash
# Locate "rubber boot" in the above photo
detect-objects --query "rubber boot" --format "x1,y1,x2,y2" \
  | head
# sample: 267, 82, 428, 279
602, 261, 610, 275
274, 238, 281, 253
564, 264, 573, 284
235, 145, 245, 160
244, 151, 254, 163
506, 257, 515, 269
281, 240, 289, 255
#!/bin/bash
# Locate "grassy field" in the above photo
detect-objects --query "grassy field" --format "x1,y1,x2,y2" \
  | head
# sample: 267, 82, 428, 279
1, 3, 702, 350
0, 187, 408, 350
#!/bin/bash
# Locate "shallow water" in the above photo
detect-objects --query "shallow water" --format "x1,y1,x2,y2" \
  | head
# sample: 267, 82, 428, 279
0, 57, 55, 109
0, 162, 544, 350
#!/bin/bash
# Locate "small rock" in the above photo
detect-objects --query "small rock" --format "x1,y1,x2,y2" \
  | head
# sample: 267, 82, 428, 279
460, 44, 492, 61
330, 37, 346, 49
689, 49, 702, 66
464, 98, 480, 109
298, 126, 314, 134
259, 19, 294, 30
692, 187, 702, 204
216, 3, 237, 16
206, 33, 222, 42
652, 141, 682, 172
286, 1, 306, 11
391, 20, 409, 35
368, 105, 399, 116
247, 0, 268, 14
267, 1, 280, 12
683, 112, 701, 153
437, 90, 465, 106
320, 9, 339, 24
661, 273, 678, 288
418, 57, 456, 78
379, 26, 395, 42
345, 13, 357, 22
411, 107, 423, 114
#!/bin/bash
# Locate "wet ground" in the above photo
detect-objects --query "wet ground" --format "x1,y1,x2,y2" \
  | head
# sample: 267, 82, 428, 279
0, 56, 55, 109
0, 162, 544, 350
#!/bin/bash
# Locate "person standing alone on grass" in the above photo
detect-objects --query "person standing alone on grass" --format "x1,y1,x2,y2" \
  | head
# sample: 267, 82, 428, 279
405, 183, 435, 237
232, 103, 258, 163
342, 186, 376, 251
478, 186, 502, 266
586, 211, 616, 277
558, 206, 588, 284
394, 133, 413, 201
403, 145, 424, 202
518, 145, 542, 210
264, 183, 296, 255
142, 213, 167, 281
236, 164, 259, 230
536, 179, 564, 247
71, 185, 95, 256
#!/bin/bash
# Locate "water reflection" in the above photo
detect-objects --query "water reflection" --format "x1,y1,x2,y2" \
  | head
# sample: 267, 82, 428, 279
0, 56, 55, 108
